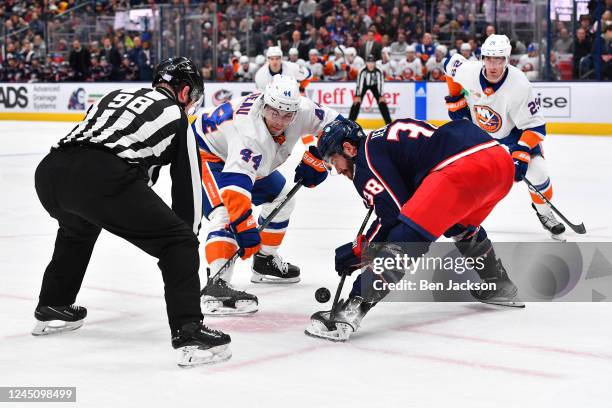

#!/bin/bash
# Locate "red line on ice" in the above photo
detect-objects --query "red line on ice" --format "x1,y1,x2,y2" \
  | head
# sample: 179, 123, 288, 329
406, 328, 612, 361
351, 344, 564, 379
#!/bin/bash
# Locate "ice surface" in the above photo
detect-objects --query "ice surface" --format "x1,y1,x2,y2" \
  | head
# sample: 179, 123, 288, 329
1, 121, 611, 407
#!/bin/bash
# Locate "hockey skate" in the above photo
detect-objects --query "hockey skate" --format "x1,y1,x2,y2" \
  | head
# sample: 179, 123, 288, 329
201, 278, 258, 316
305, 296, 373, 342
251, 252, 300, 284
172, 321, 231, 367
472, 260, 525, 308
32, 305, 87, 336
532, 203, 566, 241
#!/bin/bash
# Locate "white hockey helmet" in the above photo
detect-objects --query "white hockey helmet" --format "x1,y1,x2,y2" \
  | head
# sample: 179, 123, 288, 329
239, 55, 249, 64
345, 47, 357, 56
255, 54, 266, 66
263, 75, 301, 112
435, 44, 448, 57
406, 44, 416, 53
481, 34, 511, 59
266, 46, 283, 59
308, 48, 319, 56
289, 47, 299, 56
460, 43, 472, 51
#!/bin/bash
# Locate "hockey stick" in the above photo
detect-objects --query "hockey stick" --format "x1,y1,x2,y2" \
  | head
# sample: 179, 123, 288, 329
329, 207, 375, 319
523, 177, 586, 234
201, 179, 304, 293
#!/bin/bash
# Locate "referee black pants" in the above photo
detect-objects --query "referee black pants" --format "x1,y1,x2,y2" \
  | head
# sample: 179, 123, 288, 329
348, 87, 392, 124
34, 146, 203, 332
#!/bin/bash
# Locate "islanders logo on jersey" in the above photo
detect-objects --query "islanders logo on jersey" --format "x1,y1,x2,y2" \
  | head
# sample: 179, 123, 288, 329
474, 105, 502, 133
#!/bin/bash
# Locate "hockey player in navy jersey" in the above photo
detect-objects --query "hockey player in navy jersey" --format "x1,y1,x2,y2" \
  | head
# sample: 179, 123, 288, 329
305, 118, 523, 342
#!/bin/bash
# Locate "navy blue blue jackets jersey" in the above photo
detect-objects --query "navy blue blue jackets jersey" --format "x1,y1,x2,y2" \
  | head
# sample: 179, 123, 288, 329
352, 118, 498, 242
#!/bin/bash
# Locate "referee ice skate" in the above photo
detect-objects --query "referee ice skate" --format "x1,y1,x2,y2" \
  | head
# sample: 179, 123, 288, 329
32, 57, 231, 367
348, 54, 392, 125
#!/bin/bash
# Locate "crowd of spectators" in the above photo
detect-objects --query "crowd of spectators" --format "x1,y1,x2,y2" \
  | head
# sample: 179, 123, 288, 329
1, 0, 611, 83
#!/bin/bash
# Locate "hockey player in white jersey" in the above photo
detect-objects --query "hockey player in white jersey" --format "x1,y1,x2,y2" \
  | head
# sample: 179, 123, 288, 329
397, 45, 424, 81
191, 75, 341, 315
443, 34, 566, 240
236, 55, 258, 81
255, 46, 311, 92
288, 47, 306, 67
426, 44, 447, 80
305, 49, 324, 80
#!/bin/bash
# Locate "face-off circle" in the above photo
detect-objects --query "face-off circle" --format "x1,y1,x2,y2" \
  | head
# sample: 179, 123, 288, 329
315, 287, 331, 303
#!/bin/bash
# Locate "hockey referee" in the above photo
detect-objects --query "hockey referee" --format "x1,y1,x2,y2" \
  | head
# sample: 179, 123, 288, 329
348, 54, 392, 124
33, 57, 231, 367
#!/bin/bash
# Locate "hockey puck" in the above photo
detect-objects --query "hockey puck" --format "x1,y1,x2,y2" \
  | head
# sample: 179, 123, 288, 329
315, 287, 331, 303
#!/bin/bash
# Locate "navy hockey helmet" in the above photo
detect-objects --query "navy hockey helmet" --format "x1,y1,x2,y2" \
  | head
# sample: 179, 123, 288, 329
153, 57, 203, 106
317, 118, 367, 162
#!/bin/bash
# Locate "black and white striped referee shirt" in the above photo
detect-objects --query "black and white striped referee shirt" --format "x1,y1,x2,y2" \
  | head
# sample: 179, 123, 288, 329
355, 66, 384, 97
56, 87, 202, 233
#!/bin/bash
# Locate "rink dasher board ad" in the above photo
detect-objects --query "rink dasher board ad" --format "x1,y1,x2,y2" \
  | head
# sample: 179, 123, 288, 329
0, 81, 610, 135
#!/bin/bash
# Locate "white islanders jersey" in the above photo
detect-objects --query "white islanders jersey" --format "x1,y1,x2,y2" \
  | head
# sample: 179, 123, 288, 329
443, 53, 546, 142
190, 92, 339, 182
254, 61, 311, 90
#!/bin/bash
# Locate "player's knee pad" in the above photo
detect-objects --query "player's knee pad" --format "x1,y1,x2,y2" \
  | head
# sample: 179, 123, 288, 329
526, 155, 550, 185
526, 155, 553, 204
258, 182, 296, 254
204, 207, 238, 280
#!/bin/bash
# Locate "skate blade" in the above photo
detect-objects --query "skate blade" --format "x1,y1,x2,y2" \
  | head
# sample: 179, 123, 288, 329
250, 271, 300, 284
551, 233, 566, 242
304, 319, 352, 342
176, 344, 232, 367
31, 319, 84, 336
201, 299, 258, 316
479, 298, 526, 308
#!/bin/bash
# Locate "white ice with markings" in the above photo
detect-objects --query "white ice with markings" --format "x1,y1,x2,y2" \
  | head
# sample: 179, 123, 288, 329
1, 121, 611, 407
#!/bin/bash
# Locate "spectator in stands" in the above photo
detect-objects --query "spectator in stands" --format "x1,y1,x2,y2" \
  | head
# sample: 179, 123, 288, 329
360, 27, 382, 60
20, 40, 35, 64
138, 39, 154, 81
574, 27, 593, 78
517, 43, 539, 81
555, 28, 573, 54
298, 0, 317, 18
290, 30, 309, 60
69, 40, 91, 81
416, 32, 436, 63
32, 35, 46, 59
128, 36, 142, 65
601, 24, 612, 80
99, 37, 121, 80
389, 32, 409, 62
118, 54, 139, 82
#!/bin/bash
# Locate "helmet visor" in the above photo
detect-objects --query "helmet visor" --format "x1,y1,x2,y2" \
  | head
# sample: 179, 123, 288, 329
262, 104, 297, 135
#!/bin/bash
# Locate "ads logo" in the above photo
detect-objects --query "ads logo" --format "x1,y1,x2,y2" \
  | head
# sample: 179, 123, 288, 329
212, 89, 233, 106
532, 87, 571, 118
474, 105, 503, 133
0, 86, 28, 108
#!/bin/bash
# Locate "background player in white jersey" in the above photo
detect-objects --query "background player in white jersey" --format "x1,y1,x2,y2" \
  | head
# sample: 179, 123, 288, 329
459, 43, 478, 61
305, 49, 324, 80
191, 75, 341, 315
397, 45, 424, 81
288, 47, 306, 67
443, 34, 566, 240
236, 55, 258, 81
344, 47, 365, 71
425, 44, 447, 80
255, 46, 311, 92
516, 43, 540, 81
